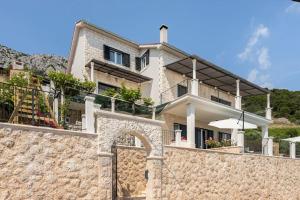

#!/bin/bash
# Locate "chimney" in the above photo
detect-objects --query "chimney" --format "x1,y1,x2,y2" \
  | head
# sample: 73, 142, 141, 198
160, 24, 168, 43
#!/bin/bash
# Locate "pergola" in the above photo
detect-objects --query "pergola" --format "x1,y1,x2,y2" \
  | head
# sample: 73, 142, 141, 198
164, 55, 269, 96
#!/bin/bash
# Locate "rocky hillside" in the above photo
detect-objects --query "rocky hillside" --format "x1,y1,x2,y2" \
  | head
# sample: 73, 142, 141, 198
0, 44, 67, 74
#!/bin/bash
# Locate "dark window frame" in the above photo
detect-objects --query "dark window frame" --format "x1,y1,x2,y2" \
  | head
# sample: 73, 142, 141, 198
103, 45, 130, 68
98, 82, 120, 94
211, 95, 231, 106
177, 84, 188, 97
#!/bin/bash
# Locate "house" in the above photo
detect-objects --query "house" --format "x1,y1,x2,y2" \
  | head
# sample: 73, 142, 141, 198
67, 20, 273, 154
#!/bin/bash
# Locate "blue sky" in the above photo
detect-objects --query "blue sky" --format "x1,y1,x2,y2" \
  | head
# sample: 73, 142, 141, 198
1, 0, 300, 90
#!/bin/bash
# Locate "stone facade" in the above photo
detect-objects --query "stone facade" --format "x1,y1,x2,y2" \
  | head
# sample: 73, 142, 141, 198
162, 146, 300, 200
0, 125, 99, 200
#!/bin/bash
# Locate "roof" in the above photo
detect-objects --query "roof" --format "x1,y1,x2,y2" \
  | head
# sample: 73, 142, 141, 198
86, 59, 152, 83
164, 56, 269, 96
77, 20, 140, 47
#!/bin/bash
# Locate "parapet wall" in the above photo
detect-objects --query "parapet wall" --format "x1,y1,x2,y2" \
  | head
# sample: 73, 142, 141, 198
162, 146, 300, 200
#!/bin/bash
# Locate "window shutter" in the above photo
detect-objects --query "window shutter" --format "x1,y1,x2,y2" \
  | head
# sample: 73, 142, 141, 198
135, 57, 141, 71
123, 53, 130, 68
146, 50, 150, 65
103, 45, 110, 60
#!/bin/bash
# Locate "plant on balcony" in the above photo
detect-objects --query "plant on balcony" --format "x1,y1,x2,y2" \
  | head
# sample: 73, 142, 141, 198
205, 139, 222, 148
220, 139, 231, 147
143, 97, 154, 106
48, 71, 96, 124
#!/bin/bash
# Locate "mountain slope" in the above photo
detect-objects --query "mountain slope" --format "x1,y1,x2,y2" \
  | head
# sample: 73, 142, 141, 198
243, 89, 300, 124
0, 44, 67, 74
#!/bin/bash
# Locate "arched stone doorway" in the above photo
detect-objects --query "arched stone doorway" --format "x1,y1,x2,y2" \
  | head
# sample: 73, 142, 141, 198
96, 110, 164, 200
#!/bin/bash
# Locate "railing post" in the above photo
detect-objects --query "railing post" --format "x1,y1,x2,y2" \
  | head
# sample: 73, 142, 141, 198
152, 106, 156, 120
175, 130, 182, 146
111, 97, 115, 112
84, 96, 96, 133
160, 93, 162, 105
31, 89, 35, 126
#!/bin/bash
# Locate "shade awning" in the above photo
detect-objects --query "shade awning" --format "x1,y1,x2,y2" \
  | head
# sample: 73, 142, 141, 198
282, 136, 300, 143
86, 59, 152, 83
164, 55, 269, 96
208, 118, 258, 129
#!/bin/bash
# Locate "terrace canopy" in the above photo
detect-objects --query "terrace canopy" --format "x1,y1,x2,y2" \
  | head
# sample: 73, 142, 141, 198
86, 59, 152, 83
164, 55, 269, 96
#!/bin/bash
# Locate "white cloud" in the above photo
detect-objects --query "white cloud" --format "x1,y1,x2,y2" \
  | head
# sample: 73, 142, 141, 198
247, 69, 273, 89
285, 3, 300, 14
238, 24, 269, 61
257, 47, 271, 69
247, 68, 258, 82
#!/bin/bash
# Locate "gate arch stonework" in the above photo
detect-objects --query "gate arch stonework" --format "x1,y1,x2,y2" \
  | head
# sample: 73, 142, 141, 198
96, 110, 164, 200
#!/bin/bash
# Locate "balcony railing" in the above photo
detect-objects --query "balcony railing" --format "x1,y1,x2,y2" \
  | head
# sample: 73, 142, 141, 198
159, 79, 267, 118
94, 93, 167, 120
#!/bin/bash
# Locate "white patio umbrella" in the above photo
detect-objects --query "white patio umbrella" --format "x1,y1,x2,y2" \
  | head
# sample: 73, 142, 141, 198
208, 118, 257, 130
282, 136, 300, 143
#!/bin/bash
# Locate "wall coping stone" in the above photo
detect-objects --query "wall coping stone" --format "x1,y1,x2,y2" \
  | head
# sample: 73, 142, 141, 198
164, 145, 300, 161
115, 145, 147, 151
0, 122, 97, 138
95, 110, 164, 126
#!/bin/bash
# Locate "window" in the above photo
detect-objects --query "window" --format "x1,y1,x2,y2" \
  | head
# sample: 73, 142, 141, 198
177, 85, 187, 97
109, 50, 123, 65
104, 45, 130, 68
211, 95, 231, 106
136, 50, 149, 71
98, 82, 119, 94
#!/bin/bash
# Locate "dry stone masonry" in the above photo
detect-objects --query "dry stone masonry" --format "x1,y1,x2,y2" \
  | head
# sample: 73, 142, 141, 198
0, 126, 99, 199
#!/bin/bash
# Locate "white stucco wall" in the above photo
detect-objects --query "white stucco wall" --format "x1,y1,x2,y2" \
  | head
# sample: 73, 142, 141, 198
140, 49, 161, 104
71, 28, 87, 80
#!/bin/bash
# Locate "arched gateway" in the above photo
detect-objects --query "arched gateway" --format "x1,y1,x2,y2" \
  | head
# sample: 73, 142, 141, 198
96, 110, 164, 200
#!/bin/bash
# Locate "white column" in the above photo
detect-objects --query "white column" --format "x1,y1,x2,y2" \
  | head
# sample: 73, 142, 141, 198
81, 114, 86, 131
266, 93, 272, 120
186, 103, 196, 148
60, 87, 65, 122
235, 79, 242, 110
85, 96, 96, 133
191, 58, 199, 96
152, 106, 156, 120
111, 98, 115, 112
237, 130, 244, 149
262, 125, 272, 156
91, 61, 94, 82
231, 129, 238, 146
268, 137, 274, 156
175, 130, 182, 146
290, 142, 296, 159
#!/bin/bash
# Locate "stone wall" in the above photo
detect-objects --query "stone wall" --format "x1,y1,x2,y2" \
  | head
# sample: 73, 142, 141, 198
114, 145, 147, 198
0, 125, 99, 199
162, 146, 300, 200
